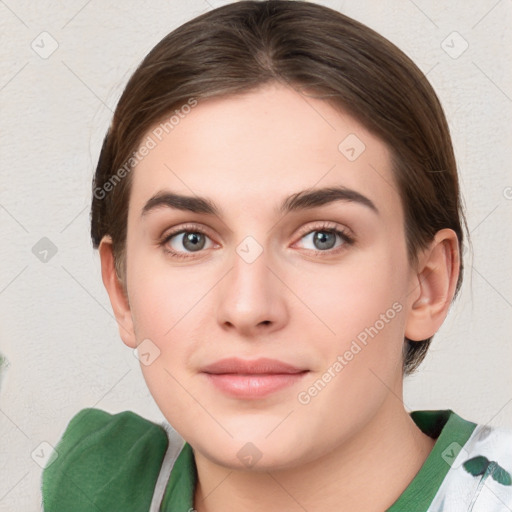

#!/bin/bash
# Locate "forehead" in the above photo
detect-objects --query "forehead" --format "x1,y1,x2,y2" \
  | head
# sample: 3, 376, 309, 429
128, 83, 400, 222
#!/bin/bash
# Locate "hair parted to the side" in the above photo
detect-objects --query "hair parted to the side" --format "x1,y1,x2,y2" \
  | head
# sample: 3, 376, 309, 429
90, 0, 467, 375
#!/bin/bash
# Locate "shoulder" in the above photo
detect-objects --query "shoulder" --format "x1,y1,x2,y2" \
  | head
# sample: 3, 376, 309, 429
430, 410, 512, 472
462, 421, 512, 483
425, 410, 512, 511
42, 408, 169, 511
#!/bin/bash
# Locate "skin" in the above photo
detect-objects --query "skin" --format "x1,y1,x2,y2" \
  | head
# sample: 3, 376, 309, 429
100, 82, 459, 511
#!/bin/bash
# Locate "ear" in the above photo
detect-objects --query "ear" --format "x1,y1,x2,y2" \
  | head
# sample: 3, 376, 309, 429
405, 229, 460, 342
98, 236, 137, 348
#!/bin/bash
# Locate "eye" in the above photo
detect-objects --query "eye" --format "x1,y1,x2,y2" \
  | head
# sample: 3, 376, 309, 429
159, 222, 354, 260
160, 225, 216, 259
295, 222, 354, 254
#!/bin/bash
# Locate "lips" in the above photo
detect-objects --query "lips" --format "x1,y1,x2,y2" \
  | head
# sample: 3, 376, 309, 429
201, 358, 309, 399
201, 357, 307, 375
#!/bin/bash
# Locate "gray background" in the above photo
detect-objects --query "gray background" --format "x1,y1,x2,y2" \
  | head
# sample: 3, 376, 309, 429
1, 1, 511, 509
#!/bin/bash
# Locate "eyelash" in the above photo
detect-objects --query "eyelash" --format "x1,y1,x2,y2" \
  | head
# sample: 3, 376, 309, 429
159, 222, 355, 260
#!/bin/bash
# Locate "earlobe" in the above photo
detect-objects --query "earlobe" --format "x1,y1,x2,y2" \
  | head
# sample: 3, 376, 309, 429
405, 229, 460, 342
98, 236, 137, 348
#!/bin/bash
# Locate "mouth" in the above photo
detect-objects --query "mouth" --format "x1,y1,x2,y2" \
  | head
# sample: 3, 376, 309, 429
201, 357, 310, 399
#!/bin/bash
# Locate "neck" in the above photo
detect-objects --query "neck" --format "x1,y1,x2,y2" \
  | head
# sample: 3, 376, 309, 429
192, 397, 435, 512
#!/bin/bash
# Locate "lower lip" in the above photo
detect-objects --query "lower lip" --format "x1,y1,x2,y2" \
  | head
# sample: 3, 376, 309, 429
204, 372, 309, 399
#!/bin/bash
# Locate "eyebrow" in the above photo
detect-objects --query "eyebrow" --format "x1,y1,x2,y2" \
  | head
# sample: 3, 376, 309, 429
141, 185, 379, 218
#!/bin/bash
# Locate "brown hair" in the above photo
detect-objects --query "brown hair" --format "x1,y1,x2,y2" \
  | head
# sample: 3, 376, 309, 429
90, 0, 467, 375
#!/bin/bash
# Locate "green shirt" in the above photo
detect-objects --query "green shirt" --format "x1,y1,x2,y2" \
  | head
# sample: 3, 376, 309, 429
41, 408, 512, 511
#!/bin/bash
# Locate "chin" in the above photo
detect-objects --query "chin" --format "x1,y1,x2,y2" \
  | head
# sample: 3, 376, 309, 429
189, 421, 317, 472
201, 441, 309, 472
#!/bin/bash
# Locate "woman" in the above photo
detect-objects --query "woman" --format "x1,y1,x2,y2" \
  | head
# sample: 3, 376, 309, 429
42, 1, 512, 510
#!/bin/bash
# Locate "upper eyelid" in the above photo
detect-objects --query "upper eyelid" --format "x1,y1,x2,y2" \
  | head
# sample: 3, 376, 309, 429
296, 220, 349, 235
162, 223, 214, 240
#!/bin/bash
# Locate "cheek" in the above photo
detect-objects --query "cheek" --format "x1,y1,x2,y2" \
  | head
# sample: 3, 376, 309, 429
126, 247, 204, 339
125, 247, 216, 375
294, 259, 407, 437
295, 247, 408, 401
299, 250, 407, 342
126, 253, 210, 430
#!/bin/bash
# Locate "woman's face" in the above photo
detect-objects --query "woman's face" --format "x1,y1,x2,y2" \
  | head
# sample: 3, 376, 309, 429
123, 82, 417, 469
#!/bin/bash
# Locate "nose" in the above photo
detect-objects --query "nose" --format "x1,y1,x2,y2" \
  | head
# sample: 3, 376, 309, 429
215, 240, 288, 338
